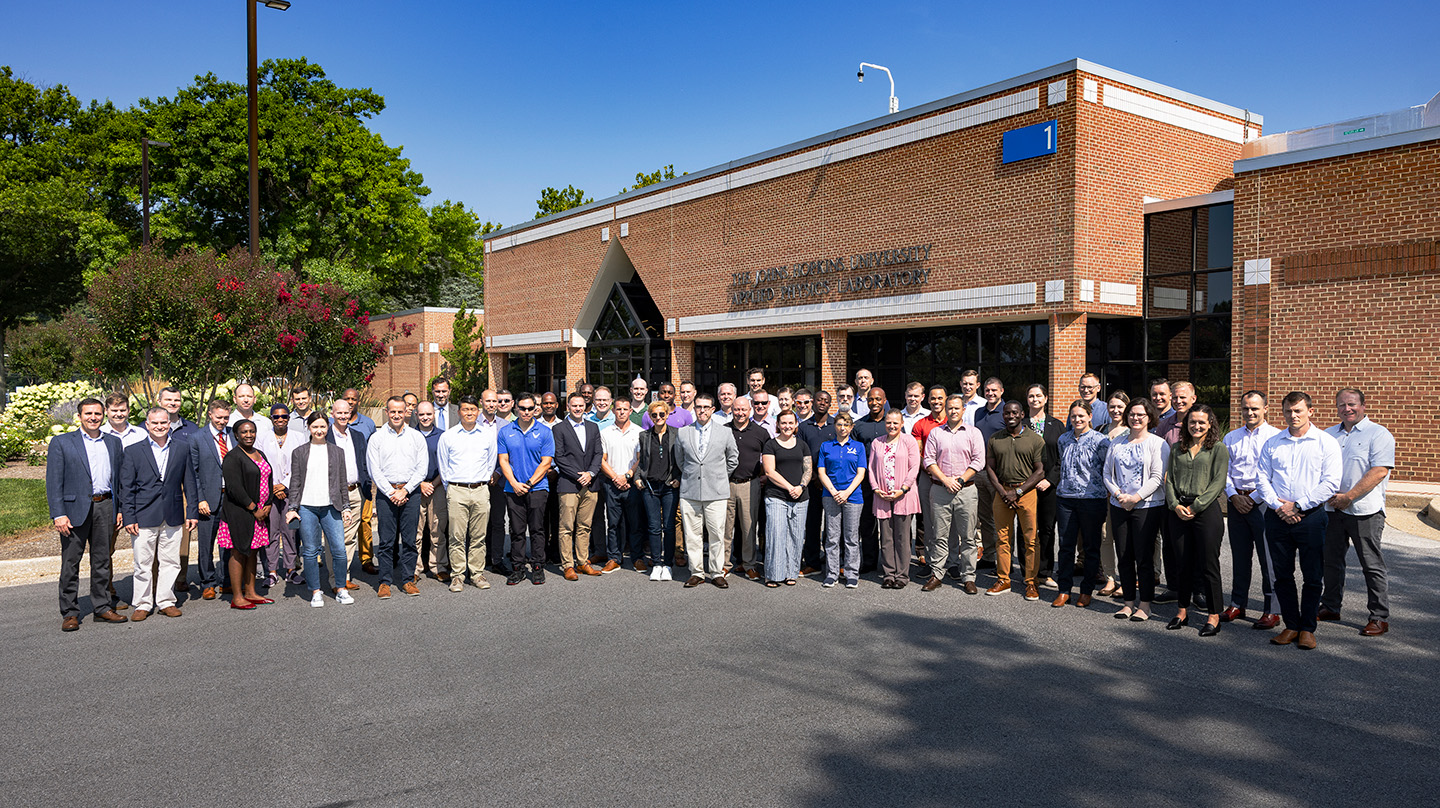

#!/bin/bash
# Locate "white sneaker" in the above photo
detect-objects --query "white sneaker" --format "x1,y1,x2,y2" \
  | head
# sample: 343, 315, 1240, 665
649, 566, 663, 581
335, 589, 354, 605
660, 566, 673, 581
310, 591, 324, 608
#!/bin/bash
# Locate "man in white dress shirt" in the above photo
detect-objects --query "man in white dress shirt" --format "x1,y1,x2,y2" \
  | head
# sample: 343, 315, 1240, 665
1221, 391, 1282, 629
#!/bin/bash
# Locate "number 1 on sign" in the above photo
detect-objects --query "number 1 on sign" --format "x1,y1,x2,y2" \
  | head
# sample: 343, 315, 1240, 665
1045, 122, 1053, 150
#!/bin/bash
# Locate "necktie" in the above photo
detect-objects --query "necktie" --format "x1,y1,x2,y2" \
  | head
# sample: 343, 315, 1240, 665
438, 407, 446, 430
216, 430, 228, 459
698, 426, 708, 458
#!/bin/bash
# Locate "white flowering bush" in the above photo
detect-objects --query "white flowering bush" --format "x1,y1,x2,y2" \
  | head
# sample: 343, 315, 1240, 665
1, 381, 103, 459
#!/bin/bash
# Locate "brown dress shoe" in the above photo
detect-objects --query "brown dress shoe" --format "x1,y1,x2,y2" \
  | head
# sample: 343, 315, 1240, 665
61, 616, 80, 632
1076, 594, 1092, 608
345, 580, 361, 590
201, 587, 217, 600
1360, 620, 1389, 636
1316, 607, 1341, 622
588, 554, 607, 566
578, 563, 602, 576
377, 583, 392, 599
712, 576, 729, 589
563, 567, 580, 582
799, 566, 820, 577
600, 560, 622, 574
1254, 613, 1281, 630
683, 575, 705, 588
131, 609, 150, 622
634, 559, 651, 573
745, 568, 760, 580
1296, 630, 1318, 650
94, 609, 128, 624
1051, 594, 1070, 608
922, 576, 944, 592
1024, 583, 1040, 601
159, 606, 183, 618
1270, 628, 1299, 645
963, 581, 978, 595
402, 580, 420, 596
362, 562, 379, 575
436, 571, 451, 583
985, 582, 1011, 596
1220, 606, 1245, 623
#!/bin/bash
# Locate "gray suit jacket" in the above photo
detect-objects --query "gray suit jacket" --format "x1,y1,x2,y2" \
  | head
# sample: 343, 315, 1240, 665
676, 421, 738, 502
286, 442, 352, 514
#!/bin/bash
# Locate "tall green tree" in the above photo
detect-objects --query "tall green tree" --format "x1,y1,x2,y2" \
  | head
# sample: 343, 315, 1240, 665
0, 67, 95, 408
535, 184, 592, 219
438, 302, 487, 399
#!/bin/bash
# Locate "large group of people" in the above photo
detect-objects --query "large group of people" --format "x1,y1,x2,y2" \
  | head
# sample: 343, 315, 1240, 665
47, 367, 1397, 650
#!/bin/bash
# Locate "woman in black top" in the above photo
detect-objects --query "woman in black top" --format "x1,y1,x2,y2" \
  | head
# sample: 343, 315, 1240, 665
637, 401, 681, 582
220, 420, 274, 610
762, 411, 812, 587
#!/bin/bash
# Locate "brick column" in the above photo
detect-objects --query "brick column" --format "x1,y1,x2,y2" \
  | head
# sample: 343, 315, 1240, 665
1048, 312, 1087, 420
487, 352, 507, 391
565, 347, 587, 392
670, 339, 695, 385
819, 329, 848, 396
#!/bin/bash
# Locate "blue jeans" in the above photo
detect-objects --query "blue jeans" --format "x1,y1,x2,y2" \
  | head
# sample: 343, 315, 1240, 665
299, 505, 347, 592
1056, 497, 1107, 594
821, 498, 863, 583
1266, 508, 1328, 632
605, 482, 645, 563
641, 484, 678, 566
765, 496, 809, 581
375, 494, 420, 585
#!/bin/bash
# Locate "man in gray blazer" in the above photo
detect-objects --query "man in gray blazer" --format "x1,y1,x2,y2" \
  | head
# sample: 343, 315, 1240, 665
46, 397, 125, 630
430, 377, 460, 433
676, 393, 739, 588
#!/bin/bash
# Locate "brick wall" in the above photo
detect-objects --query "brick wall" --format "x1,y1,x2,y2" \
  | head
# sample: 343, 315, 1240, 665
1234, 138, 1440, 481
364, 308, 469, 404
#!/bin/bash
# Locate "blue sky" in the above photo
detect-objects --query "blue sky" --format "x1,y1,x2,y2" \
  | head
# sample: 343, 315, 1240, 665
5, 1, 1437, 228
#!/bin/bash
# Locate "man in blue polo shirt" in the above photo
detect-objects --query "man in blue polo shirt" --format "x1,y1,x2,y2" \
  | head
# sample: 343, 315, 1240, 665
498, 393, 555, 586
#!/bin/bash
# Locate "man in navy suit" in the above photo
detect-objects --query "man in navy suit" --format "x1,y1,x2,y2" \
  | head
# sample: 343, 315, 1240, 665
189, 398, 234, 599
119, 407, 198, 620
156, 386, 198, 587
46, 397, 126, 631
552, 392, 604, 580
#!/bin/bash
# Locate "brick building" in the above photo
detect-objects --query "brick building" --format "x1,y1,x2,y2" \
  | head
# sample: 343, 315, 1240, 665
481, 57, 1440, 481
364, 307, 472, 403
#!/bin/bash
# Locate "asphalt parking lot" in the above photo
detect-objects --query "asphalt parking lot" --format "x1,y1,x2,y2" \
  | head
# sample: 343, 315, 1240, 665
3, 528, 1439, 807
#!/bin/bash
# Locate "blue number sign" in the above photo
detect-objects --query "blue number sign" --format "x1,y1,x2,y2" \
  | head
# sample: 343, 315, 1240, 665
1002, 119, 1058, 164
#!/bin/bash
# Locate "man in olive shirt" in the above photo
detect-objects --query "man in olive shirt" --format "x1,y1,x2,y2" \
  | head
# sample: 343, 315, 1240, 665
984, 401, 1045, 600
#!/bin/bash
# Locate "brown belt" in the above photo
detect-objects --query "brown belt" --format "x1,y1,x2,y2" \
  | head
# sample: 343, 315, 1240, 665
1236, 488, 1254, 495
92, 492, 112, 502
451, 481, 486, 488
347, 483, 359, 491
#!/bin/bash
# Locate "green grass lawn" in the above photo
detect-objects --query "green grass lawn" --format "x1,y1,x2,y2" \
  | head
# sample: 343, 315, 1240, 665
0, 479, 50, 537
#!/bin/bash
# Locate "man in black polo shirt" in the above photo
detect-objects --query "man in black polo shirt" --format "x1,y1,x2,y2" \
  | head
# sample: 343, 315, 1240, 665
852, 386, 889, 574
725, 397, 769, 579
967, 377, 1007, 575
798, 390, 838, 576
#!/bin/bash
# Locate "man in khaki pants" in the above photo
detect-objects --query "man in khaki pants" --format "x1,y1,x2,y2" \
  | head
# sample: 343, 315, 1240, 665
552, 393, 604, 580
438, 396, 498, 590
413, 402, 449, 581
327, 399, 368, 590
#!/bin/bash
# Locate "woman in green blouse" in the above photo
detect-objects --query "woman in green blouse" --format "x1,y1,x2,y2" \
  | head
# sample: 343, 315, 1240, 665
1164, 404, 1230, 636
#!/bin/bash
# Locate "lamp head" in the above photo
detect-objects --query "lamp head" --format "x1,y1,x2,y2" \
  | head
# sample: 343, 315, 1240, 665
264, 0, 291, 9
857, 68, 864, 82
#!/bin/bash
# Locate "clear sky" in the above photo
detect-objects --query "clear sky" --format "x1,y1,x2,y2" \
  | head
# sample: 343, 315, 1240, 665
5, 1, 1437, 228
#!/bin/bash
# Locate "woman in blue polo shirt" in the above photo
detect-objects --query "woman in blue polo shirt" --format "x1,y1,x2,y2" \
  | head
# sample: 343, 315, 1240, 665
817, 411, 867, 589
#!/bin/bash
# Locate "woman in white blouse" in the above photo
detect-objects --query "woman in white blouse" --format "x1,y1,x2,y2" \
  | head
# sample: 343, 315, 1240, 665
1103, 397, 1170, 622
285, 413, 355, 607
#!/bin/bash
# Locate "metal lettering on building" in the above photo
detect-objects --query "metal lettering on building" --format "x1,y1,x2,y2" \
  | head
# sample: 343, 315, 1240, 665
728, 243, 933, 307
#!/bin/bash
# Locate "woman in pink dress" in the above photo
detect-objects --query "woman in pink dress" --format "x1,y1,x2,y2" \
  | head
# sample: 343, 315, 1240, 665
220, 420, 273, 610
868, 410, 921, 589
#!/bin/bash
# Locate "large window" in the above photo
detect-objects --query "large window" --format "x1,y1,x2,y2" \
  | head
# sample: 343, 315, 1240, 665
585, 282, 670, 392
849, 322, 1049, 402
1088, 201, 1232, 423
506, 351, 565, 397
695, 337, 820, 395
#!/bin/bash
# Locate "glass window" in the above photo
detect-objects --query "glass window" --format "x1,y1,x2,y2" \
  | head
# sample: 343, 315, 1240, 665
1145, 209, 1193, 275
1200, 203, 1233, 270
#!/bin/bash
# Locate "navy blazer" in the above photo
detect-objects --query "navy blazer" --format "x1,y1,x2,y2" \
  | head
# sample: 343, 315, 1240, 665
189, 425, 232, 510
119, 435, 198, 528
551, 418, 603, 493
45, 430, 123, 527
326, 425, 372, 501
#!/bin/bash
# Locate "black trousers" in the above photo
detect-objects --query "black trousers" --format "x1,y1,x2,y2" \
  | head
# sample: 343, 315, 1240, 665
58, 498, 115, 618
1021, 487, 1057, 578
803, 483, 825, 568
1112, 504, 1163, 603
486, 481, 508, 567
858, 486, 879, 572
1168, 503, 1224, 613
507, 490, 550, 570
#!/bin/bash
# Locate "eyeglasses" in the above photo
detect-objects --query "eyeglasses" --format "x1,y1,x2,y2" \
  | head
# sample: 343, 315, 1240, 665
271, 414, 290, 419
695, 403, 714, 410
516, 405, 536, 412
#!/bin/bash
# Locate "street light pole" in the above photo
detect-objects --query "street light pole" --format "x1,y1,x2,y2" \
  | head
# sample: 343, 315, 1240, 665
247, 0, 290, 257
857, 62, 898, 115
141, 138, 170, 247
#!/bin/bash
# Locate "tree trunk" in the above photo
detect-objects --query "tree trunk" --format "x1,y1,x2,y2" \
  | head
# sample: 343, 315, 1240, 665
0, 327, 9, 412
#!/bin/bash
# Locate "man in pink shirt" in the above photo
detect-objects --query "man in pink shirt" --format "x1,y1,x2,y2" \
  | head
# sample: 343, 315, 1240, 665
921, 394, 986, 593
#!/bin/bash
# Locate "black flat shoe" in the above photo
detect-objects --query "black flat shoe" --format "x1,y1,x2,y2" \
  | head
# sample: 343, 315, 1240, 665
1198, 622, 1222, 637
1166, 616, 1189, 631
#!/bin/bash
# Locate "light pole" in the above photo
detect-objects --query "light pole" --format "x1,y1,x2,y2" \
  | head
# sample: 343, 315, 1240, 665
857, 62, 898, 115
248, 0, 290, 257
141, 137, 170, 246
